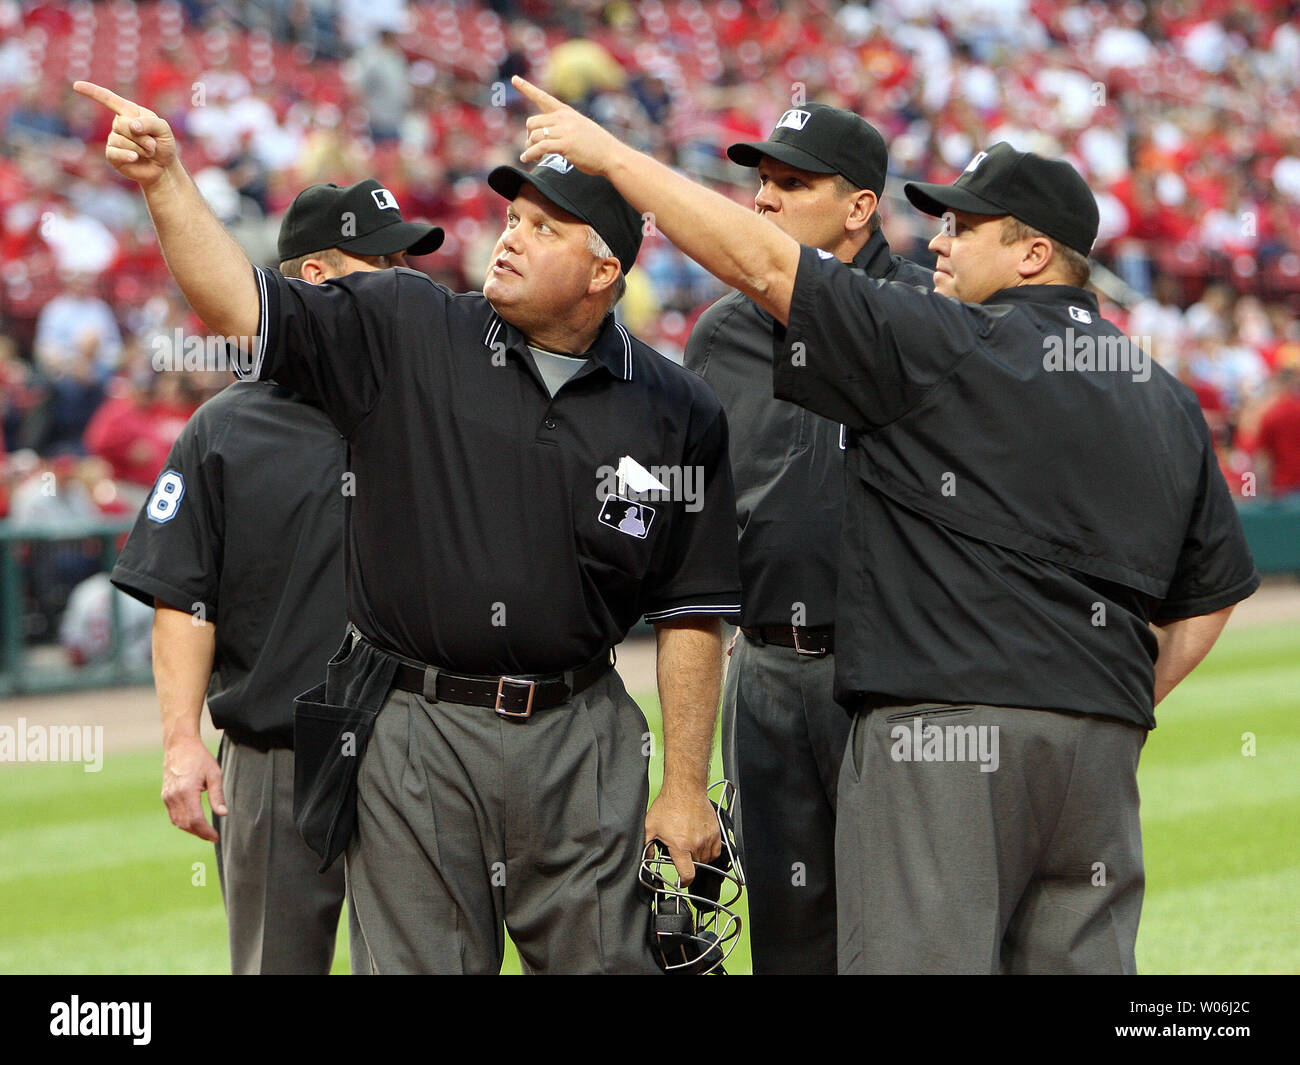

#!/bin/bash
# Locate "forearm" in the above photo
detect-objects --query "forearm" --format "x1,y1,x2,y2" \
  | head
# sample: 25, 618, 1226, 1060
514, 76, 800, 322
603, 146, 800, 322
654, 617, 724, 792
72, 80, 259, 340
143, 164, 260, 340
152, 601, 216, 745
1150, 604, 1235, 705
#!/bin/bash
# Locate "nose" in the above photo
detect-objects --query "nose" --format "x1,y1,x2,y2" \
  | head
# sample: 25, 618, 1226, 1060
755, 182, 779, 214
928, 226, 950, 256
500, 224, 524, 255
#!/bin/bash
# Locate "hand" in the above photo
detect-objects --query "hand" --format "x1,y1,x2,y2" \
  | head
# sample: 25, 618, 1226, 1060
644, 783, 721, 887
72, 81, 178, 187
161, 735, 226, 842
512, 76, 625, 176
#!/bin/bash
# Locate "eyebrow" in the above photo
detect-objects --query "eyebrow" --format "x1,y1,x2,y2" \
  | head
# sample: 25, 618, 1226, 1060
510, 202, 568, 229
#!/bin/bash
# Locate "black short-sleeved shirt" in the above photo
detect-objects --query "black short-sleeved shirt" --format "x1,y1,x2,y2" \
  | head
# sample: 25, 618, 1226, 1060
773, 246, 1259, 728
239, 266, 741, 674
685, 230, 931, 628
111, 381, 348, 747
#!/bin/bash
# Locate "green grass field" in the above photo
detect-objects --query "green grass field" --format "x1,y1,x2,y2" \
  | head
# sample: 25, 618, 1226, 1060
1, 622, 1297, 974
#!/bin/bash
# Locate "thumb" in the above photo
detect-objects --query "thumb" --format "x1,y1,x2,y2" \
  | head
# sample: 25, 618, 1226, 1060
207, 765, 227, 817
670, 846, 696, 887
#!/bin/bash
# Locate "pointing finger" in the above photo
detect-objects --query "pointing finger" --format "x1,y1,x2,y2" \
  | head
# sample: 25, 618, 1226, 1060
73, 80, 138, 117
511, 75, 565, 112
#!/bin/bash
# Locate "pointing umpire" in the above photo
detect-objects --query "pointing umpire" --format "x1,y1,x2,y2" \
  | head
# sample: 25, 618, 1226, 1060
684, 104, 929, 974
79, 80, 741, 974
111, 179, 443, 974
513, 79, 1259, 974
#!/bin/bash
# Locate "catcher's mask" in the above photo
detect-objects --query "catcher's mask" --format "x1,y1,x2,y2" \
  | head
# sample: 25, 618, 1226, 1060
640, 780, 745, 975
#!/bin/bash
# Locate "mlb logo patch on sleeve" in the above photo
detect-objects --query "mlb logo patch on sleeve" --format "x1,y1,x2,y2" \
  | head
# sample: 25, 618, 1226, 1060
147, 470, 185, 523
598, 496, 656, 539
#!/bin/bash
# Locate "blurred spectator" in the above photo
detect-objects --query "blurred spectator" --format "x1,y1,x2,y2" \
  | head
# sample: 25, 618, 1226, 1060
33, 271, 123, 381
0, 335, 43, 454
351, 29, 411, 142
1253, 369, 1300, 498
22, 342, 105, 458
59, 572, 154, 668
8, 454, 106, 638
36, 194, 119, 276
4, 83, 72, 147
83, 368, 203, 506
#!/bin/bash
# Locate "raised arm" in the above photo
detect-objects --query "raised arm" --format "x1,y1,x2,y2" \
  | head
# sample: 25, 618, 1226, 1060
512, 76, 801, 324
73, 81, 259, 341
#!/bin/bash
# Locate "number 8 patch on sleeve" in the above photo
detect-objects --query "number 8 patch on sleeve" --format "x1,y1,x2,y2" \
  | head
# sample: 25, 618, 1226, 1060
147, 470, 186, 523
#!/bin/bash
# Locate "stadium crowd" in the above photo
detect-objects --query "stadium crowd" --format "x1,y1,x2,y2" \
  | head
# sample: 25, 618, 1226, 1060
2, 0, 1300, 546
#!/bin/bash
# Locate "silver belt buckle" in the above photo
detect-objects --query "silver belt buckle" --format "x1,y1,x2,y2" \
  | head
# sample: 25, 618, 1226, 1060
792, 627, 827, 657
495, 677, 537, 719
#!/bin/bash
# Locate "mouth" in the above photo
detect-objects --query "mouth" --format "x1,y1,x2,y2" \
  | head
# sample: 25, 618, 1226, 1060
492, 257, 521, 277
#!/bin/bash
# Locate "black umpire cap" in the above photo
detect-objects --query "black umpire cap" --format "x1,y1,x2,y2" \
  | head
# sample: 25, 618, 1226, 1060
278, 179, 445, 262
488, 154, 643, 273
904, 142, 1099, 257
727, 103, 889, 196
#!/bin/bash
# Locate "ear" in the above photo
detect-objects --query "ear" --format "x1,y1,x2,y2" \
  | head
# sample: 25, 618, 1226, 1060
588, 256, 621, 299
299, 258, 329, 285
1018, 235, 1055, 279
844, 189, 879, 234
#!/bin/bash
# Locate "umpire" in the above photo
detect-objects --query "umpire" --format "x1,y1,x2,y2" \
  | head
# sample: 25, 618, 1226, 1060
684, 104, 929, 974
81, 79, 742, 975
111, 180, 443, 974
512, 82, 1260, 974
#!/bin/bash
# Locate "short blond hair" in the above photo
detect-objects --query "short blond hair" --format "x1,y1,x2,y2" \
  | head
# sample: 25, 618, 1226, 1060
279, 247, 348, 279
999, 216, 1090, 287
586, 226, 626, 309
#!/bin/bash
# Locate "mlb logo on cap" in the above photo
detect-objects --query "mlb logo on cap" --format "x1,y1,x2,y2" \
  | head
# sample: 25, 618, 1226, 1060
776, 109, 812, 131
539, 153, 574, 174
964, 151, 989, 174
371, 188, 399, 211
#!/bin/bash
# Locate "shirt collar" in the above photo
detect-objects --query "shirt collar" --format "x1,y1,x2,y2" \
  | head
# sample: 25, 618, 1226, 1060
983, 285, 1099, 311
851, 229, 895, 278
481, 309, 634, 382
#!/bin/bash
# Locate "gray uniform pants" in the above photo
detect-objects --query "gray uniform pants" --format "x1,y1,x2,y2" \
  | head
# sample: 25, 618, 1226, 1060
836, 702, 1147, 974
215, 736, 368, 974
344, 668, 660, 974
721, 633, 849, 975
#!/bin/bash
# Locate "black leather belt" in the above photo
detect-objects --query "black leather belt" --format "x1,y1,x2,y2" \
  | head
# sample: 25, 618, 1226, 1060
389, 649, 614, 719
740, 625, 834, 656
